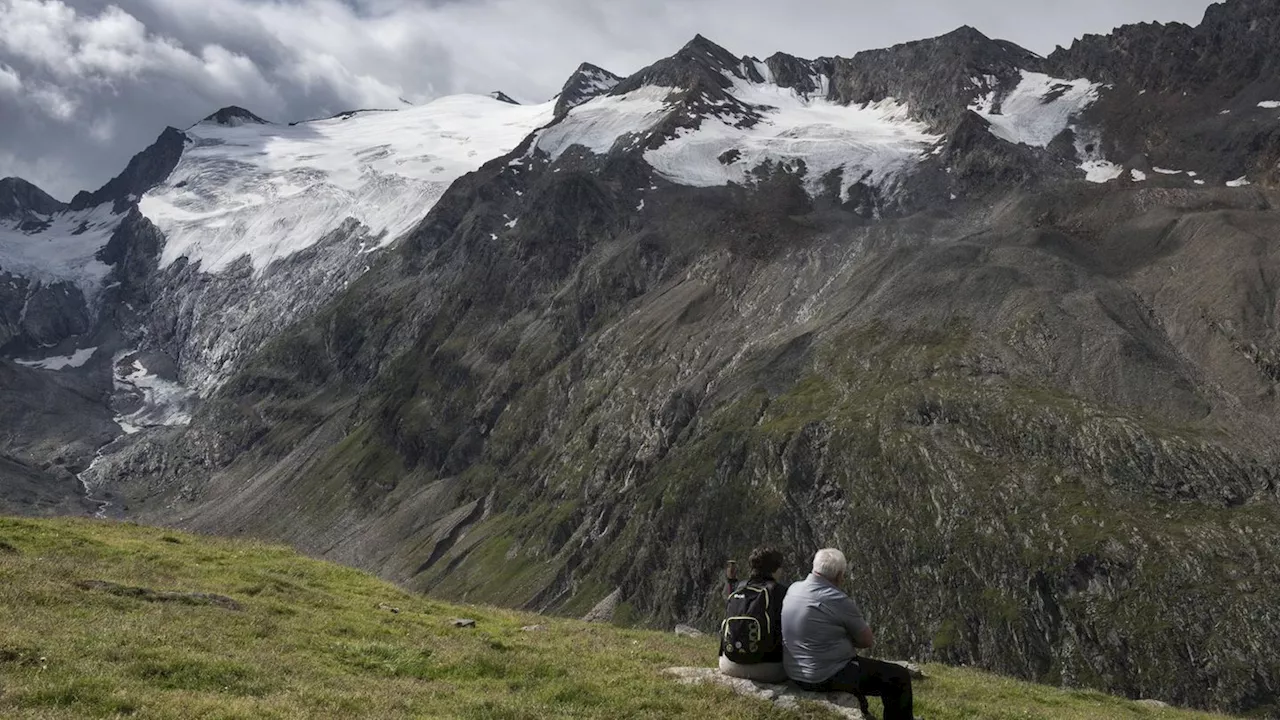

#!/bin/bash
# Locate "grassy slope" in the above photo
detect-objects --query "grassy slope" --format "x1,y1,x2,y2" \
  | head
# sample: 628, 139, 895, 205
0, 518, 1236, 720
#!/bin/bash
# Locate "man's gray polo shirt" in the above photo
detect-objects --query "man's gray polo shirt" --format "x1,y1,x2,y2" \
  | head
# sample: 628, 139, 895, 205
781, 573, 871, 683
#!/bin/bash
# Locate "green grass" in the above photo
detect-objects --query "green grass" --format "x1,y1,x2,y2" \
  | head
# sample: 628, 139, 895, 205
0, 517, 1236, 720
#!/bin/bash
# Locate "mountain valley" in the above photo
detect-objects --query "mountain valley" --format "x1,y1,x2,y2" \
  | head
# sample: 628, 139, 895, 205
3, 1, 1280, 714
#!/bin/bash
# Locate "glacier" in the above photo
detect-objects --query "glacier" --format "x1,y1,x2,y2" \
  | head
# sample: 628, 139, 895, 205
140, 94, 557, 274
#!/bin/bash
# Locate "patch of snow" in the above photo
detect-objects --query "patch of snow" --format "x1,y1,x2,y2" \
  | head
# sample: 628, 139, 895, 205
1258, 101, 1280, 109
1194, 179, 1206, 185
636, 198, 645, 211
970, 71, 1102, 148
113, 355, 196, 432
970, 75, 998, 93
1187, 171, 1198, 177
579, 68, 621, 96
0, 204, 121, 300
1152, 167, 1182, 175
534, 86, 674, 159
645, 80, 941, 200
1073, 127, 1124, 184
1227, 176, 1251, 187
1130, 169, 1147, 182
505, 217, 519, 229
140, 94, 556, 274
14, 346, 98, 371
1081, 160, 1125, 183
1220, 110, 1232, 115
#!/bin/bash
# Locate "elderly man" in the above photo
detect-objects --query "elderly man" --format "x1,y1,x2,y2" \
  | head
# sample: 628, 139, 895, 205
781, 548, 917, 720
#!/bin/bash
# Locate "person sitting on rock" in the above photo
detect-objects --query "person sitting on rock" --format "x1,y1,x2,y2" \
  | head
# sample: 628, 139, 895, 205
718, 547, 788, 683
782, 548, 917, 720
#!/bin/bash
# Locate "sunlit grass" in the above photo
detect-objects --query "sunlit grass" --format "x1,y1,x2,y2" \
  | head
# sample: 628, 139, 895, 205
0, 517, 1236, 719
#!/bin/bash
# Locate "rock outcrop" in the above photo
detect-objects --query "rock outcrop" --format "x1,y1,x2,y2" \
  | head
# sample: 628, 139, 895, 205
664, 667, 867, 719
554, 62, 624, 116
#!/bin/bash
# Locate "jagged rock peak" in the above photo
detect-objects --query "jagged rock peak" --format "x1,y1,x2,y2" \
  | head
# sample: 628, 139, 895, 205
1203, 0, 1280, 23
857, 24, 1043, 67
676, 34, 746, 75
68, 126, 188, 211
1046, 0, 1280, 91
940, 25, 993, 43
822, 26, 1044, 129
611, 33, 754, 101
763, 52, 826, 95
681, 33, 731, 56
200, 106, 269, 127
554, 62, 623, 115
489, 91, 520, 105
0, 177, 65, 218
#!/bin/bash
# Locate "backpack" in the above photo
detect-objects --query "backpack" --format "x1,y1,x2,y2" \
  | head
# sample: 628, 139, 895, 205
720, 580, 779, 663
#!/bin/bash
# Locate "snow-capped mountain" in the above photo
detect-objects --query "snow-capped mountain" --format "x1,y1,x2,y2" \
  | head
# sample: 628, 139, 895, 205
144, 96, 556, 274
2, 91, 560, 411
5, 2, 1280, 714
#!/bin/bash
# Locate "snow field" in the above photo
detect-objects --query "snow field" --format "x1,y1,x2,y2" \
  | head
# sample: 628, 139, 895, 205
0, 204, 121, 300
534, 86, 673, 159
647, 78, 941, 200
140, 95, 557, 274
14, 346, 98, 370
537, 76, 941, 201
970, 71, 1101, 148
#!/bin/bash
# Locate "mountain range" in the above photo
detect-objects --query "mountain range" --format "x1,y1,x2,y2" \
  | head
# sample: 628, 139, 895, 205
3, 1, 1280, 714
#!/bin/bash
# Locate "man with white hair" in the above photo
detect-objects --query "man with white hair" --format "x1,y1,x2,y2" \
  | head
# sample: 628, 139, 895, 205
781, 548, 917, 720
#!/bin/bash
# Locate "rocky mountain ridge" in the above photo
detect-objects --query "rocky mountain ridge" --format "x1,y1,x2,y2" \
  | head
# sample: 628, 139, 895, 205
3, 1, 1280, 714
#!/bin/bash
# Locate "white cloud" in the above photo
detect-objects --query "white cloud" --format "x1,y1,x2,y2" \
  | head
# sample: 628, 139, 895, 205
28, 83, 77, 120
0, 63, 21, 94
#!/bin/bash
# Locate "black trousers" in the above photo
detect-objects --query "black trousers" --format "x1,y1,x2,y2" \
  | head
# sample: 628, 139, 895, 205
797, 657, 914, 720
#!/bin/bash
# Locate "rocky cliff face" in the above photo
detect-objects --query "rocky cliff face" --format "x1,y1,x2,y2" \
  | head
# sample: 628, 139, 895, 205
554, 62, 623, 116
1045, 0, 1280, 188
5, 1, 1280, 715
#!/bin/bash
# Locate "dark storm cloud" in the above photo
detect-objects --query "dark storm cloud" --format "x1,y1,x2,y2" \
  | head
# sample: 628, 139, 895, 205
0, 0, 1218, 201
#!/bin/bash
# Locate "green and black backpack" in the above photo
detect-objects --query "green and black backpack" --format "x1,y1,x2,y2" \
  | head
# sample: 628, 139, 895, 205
720, 580, 779, 663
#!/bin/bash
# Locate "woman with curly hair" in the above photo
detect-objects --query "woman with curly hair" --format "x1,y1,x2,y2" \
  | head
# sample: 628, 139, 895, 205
718, 547, 788, 683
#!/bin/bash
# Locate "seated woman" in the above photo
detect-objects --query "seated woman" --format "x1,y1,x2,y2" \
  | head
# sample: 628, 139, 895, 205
718, 547, 787, 683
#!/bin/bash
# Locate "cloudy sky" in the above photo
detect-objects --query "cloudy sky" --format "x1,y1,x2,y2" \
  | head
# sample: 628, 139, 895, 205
1, 0, 1218, 201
